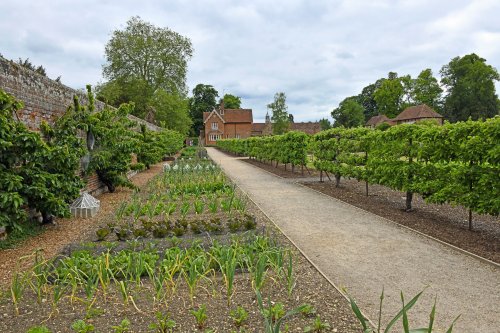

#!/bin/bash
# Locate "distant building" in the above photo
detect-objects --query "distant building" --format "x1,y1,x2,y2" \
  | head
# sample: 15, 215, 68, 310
365, 104, 444, 128
365, 114, 393, 128
393, 104, 444, 125
202, 104, 322, 145
202, 101, 253, 145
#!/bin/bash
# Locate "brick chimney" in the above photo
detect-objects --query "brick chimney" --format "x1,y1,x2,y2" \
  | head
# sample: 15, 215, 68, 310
219, 99, 224, 115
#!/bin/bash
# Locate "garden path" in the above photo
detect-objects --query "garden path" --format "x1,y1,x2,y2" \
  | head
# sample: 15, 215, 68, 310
207, 148, 500, 333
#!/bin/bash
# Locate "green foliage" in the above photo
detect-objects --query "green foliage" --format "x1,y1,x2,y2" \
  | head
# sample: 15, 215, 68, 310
189, 84, 219, 135
348, 289, 460, 333
137, 124, 184, 169
149, 312, 176, 332
111, 318, 131, 333
71, 319, 95, 333
412, 69, 443, 112
268, 92, 290, 135
318, 118, 331, 130
441, 53, 499, 122
331, 97, 365, 128
191, 304, 208, 329
0, 88, 83, 230
221, 118, 500, 220
303, 316, 330, 332
151, 89, 192, 135
223, 93, 242, 109
218, 131, 309, 168
256, 290, 308, 333
27, 326, 52, 333
374, 73, 405, 118
230, 306, 249, 327
101, 16, 193, 117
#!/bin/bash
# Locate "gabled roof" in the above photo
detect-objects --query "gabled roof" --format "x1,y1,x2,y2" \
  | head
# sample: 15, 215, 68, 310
394, 104, 443, 121
223, 109, 253, 123
366, 114, 391, 126
203, 109, 225, 124
251, 123, 266, 132
290, 122, 322, 135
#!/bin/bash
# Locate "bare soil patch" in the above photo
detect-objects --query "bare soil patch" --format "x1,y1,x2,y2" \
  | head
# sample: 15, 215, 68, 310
244, 158, 500, 264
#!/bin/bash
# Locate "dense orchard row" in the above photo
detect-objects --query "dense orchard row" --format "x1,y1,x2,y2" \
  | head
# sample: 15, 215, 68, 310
218, 118, 500, 228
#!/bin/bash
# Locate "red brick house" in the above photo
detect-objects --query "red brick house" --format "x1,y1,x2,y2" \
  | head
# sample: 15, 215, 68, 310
365, 114, 393, 128
203, 102, 253, 145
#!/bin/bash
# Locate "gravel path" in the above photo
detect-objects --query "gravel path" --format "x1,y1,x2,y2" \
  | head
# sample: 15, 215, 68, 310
208, 148, 500, 333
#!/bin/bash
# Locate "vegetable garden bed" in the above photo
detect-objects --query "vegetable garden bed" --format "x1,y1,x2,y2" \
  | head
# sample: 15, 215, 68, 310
0, 155, 359, 332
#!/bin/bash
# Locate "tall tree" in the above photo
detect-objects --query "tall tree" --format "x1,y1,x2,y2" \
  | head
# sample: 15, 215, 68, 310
318, 118, 332, 130
357, 78, 384, 121
373, 73, 405, 118
268, 92, 290, 135
189, 84, 219, 135
412, 69, 443, 111
331, 97, 365, 128
223, 94, 242, 109
101, 16, 193, 117
440, 53, 500, 122
151, 90, 192, 135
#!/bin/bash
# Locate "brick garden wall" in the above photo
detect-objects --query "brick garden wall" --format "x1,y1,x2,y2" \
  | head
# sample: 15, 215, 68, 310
0, 56, 158, 195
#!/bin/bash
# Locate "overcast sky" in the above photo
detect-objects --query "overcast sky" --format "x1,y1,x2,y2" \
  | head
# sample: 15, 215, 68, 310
1, 0, 499, 122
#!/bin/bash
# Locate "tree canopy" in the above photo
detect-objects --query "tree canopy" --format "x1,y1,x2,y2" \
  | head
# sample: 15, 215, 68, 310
441, 53, 500, 122
268, 92, 290, 135
331, 97, 365, 128
151, 90, 192, 135
223, 94, 242, 109
373, 73, 405, 118
189, 84, 219, 135
99, 16, 193, 121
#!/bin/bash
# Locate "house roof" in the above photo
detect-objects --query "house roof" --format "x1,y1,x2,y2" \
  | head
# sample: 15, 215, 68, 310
251, 123, 266, 132
290, 122, 322, 135
223, 109, 253, 123
203, 112, 210, 123
394, 104, 443, 121
203, 109, 225, 124
366, 114, 391, 126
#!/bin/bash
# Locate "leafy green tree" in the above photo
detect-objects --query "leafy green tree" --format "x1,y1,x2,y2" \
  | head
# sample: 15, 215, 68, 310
319, 118, 331, 130
440, 53, 500, 122
223, 93, 241, 109
189, 84, 219, 135
151, 89, 192, 135
331, 97, 365, 128
412, 69, 443, 111
268, 92, 290, 135
357, 78, 386, 121
373, 73, 405, 118
101, 16, 193, 117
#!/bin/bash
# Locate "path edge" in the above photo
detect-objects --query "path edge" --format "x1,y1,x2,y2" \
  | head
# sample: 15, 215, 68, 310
239, 155, 500, 269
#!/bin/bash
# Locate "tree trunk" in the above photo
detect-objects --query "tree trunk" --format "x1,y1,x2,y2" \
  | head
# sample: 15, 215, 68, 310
468, 209, 473, 231
405, 191, 413, 211
41, 211, 54, 224
335, 174, 341, 187
320, 170, 323, 182
365, 181, 369, 196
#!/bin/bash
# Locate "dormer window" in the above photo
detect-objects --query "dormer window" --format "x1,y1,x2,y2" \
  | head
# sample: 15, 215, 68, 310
211, 122, 218, 130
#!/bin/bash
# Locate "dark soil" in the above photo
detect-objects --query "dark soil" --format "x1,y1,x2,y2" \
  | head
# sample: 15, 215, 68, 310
244, 158, 500, 264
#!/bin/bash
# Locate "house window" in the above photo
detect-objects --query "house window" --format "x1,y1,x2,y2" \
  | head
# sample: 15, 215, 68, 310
211, 122, 218, 130
236, 134, 240, 139
209, 134, 222, 141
